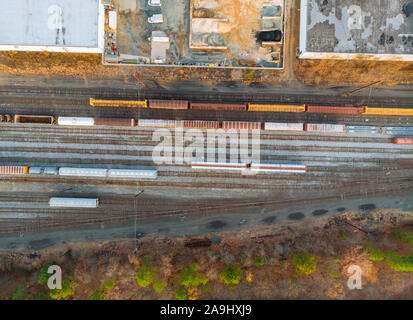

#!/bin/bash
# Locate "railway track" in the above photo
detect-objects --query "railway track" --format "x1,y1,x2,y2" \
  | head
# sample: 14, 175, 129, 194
1, 86, 412, 107
0, 126, 401, 145
0, 182, 411, 235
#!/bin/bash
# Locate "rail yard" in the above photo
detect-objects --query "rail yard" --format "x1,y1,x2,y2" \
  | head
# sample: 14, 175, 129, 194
0, 0, 412, 303
0, 88, 412, 242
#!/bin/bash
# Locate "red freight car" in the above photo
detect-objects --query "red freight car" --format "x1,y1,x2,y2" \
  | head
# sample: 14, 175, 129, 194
94, 118, 136, 127
148, 99, 189, 109
221, 121, 262, 130
182, 120, 220, 129
394, 137, 413, 144
306, 105, 365, 114
189, 102, 247, 111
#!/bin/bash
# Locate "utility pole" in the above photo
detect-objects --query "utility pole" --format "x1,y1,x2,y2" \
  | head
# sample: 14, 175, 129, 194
133, 190, 144, 253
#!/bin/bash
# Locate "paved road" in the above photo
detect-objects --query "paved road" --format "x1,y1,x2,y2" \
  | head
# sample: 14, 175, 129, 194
1, 193, 412, 251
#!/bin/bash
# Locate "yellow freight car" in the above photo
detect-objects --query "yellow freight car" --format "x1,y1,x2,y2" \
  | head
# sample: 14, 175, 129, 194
248, 104, 306, 112
90, 98, 148, 108
363, 107, 413, 116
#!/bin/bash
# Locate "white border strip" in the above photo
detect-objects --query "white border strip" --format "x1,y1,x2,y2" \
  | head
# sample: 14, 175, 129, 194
300, 51, 413, 61
299, 0, 308, 55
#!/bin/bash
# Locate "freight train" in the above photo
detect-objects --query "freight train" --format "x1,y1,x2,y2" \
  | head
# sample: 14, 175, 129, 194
1, 114, 412, 142
0, 166, 157, 179
89, 98, 413, 116
191, 162, 307, 173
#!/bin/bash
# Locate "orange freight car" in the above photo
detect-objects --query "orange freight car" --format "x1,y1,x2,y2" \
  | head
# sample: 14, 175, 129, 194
307, 105, 365, 114
394, 137, 413, 144
0, 166, 29, 175
190, 102, 247, 111
182, 120, 220, 129
148, 100, 189, 109
221, 121, 262, 130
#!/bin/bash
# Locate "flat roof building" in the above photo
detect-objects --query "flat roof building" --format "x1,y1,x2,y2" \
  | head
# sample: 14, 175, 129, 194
299, 0, 413, 60
0, 0, 104, 53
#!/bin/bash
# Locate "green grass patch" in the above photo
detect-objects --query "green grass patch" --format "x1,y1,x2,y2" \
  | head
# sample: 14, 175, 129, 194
12, 284, 31, 300
292, 254, 317, 276
90, 288, 105, 300
153, 279, 167, 294
175, 287, 187, 300
254, 254, 265, 267
338, 232, 348, 239
38, 263, 53, 285
245, 71, 255, 81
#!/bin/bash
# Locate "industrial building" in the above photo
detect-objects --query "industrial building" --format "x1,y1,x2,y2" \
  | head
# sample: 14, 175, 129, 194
0, 0, 104, 53
299, 0, 413, 61
103, 0, 286, 69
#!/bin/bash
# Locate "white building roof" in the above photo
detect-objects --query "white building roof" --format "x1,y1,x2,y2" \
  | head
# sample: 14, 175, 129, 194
0, 0, 104, 53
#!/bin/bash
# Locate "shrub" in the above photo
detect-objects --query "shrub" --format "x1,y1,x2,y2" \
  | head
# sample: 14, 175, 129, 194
90, 288, 105, 300
254, 255, 265, 267
179, 263, 208, 288
90, 278, 118, 300
49, 275, 74, 300
292, 254, 316, 276
175, 287, 187, 300
38, 263, 53, 285
368, 247, 385, 262
135, 265, 155, 288
220, 265, 243, 288
245, 71, 255, 81
103, 278, 117, 291
153, 279, 167, 294
393, 229, 413, 247
385, 252, 413, 272
12, 284, 31, 300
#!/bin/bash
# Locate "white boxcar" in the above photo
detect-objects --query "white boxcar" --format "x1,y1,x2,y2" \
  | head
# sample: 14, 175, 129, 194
59, 167, 108, 177
250, 164, 307, 173
57, 117, 95, 126
108, 169, 157, 179
304, 123, 346, 133
191, 162, 246, 171
138, 119, 177, 128
264, 122, 304, 131
29, 167, 58, 175
49, 197, 99, 208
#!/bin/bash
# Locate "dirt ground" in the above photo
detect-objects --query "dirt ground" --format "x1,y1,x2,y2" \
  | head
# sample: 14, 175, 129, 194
0, 208, 411, 300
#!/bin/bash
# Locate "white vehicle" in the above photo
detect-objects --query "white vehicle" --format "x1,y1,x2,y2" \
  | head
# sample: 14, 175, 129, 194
148, 0, 161, 6
49, 197, 99, 208
108, 11, 117, 30
148, 14, 163, 24
59, 167, 108, 178
57, 117, 95, 126
29, 167, 58, 175
108, 169, 157, 179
